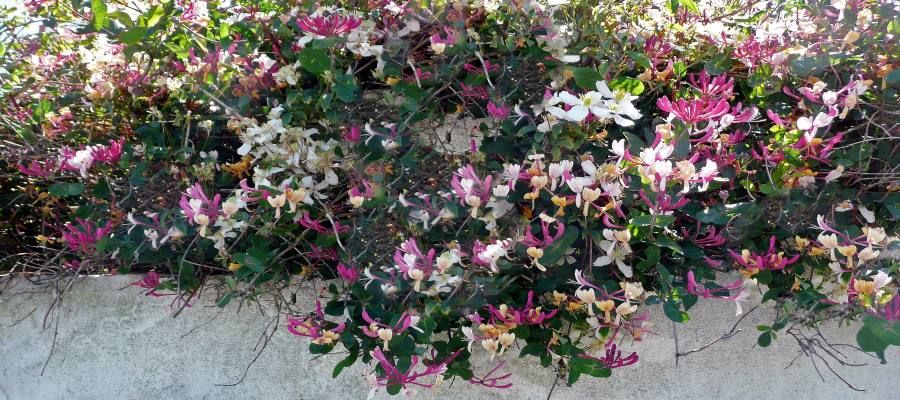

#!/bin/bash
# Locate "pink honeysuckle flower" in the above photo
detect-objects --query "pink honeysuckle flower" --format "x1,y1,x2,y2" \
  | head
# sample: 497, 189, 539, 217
602, 214, 625, 229
406, 68, 433, 82
459, 83, 490, 100
296, 14, 362, 37
429, 27, 457, 50
450, 164, 493, 209
369, 347, 461, 391
179, 183, 221, 226
643, 35, 672, 66
90, 138, 124, 164
751, 142, 785, 165
361, 309, 414, 339
464, 59, 501, 74
577, 342, 639, 369
521, 220, 565, 248
704, 256, 724, 268
657, 96, 730, 125
61, 218, 112, 253
349, 180, 374, 199
469, 361, 513, 389
307, 244, 339, 260
572, 270, 632, 303
727, 236, 800, 271
486, 101, 510, 119
237, 179, 271, 203
297, 211, 329, 233
766, 109, 788, 128
572, 269, 604, 292
878, 296, 900, 321
815, 215, 865, 246
687, 70, 735, 99
686, 270, 744, 300
42, 108, 74, 136
601, 343, 639, 368
336, 263, 359, 283
58, 146, 93, 176
733, 37, 782, 70
471, 238, 513, 273
793, 128, 844, 162
637, 189, 689, 214
486, 291, 558, 327
130, 272, 173, 297
17, 159, 58, 177
722, 103, 759, 125
297, 211, 348, 235
343, 126, 361, 143
287, 300, 346, 345
393, 238, 437, 285
59, 139, 124, 177
726, 129, 749, 145
682, 223, 726, 248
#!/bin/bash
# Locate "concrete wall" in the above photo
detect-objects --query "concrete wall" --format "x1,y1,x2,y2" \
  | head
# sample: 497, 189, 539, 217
0, 275, 897, 400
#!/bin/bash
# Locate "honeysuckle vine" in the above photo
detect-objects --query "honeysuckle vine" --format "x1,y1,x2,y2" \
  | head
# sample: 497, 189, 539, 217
1, 0, 898, 397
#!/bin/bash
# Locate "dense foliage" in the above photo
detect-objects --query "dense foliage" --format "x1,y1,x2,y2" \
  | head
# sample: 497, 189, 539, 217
1, 0, 898, 396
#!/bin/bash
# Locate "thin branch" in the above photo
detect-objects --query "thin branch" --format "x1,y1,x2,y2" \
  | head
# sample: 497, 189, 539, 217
676, 306, 758, 361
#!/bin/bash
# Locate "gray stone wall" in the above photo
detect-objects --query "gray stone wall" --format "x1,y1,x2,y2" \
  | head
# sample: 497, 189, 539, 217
0, 276, 897, 399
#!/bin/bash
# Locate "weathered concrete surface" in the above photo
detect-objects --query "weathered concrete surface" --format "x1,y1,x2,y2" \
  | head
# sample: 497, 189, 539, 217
0, 276, 897, 400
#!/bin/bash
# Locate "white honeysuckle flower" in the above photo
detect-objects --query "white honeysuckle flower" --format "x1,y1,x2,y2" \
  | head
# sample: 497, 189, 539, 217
865, 227, 886, 245
872, 271, 892, 291
858, 205, 875, 224
824, 165, 845, 183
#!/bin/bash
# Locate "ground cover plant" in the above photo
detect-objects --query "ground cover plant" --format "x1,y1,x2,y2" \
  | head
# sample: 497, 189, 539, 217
0, 0, 898, 396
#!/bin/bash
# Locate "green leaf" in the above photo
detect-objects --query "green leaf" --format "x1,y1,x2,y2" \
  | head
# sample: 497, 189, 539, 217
520, 342, 546, 358
757, 331, 773, 347
673, 61, 688, 78
704, 53, 732, 75
387, 384, 402, 395
573, 67, 602, 90
636, 245, 660, 271
309, 342, 336, 354
333, 349, 358, 378
755, 270, 773, 285
233, 252, 265, 272
761, 288, 782, 303
680, 0, 700, 13
856, 320, 893, 362
682, 294, 698, 311
609, 77, 645, 96
92, 180, 111, 199
663, 301, 690, 323
864, 315, 900, 345
49, 182, 85, 197
630, 214, 675, 227
299, 48, 332, 75
334, 73, 358, 102
119, 27, 148, 45
107, 11, 134, 27
144, 5, 165, 27
324, 300, 345, 316
692, 205, 730, 225
216, 293, 233, 307
91, 0, 108, 31
567, 355, 611, 385
627, 51, 652, 70
655, 236, 683, 254
887, 69, 900, 88
539, 227, 579, 265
